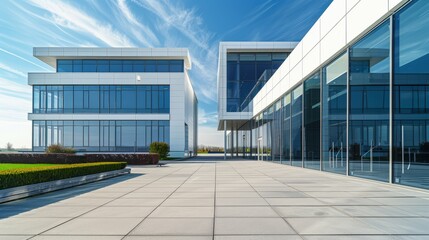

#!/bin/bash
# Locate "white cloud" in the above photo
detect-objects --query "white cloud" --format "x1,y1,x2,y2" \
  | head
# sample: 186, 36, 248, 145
28, 0, 135, 47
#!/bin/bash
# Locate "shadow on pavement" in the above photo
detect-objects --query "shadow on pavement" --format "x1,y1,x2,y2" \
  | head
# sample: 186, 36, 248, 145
0, 173, 141, 219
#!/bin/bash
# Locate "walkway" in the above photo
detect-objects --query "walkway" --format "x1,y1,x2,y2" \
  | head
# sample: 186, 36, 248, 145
1, 156, 429, 239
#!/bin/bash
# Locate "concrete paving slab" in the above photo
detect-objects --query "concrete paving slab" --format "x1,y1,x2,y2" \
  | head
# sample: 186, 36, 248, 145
45, 218, 142, 235
216, 206, 278, 217
215, 218, 296, 235
1, 157, 429, 239
131, 218, 213, 236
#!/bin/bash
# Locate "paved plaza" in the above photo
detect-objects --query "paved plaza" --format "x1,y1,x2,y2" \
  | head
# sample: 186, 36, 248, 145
1, 156, 429, 239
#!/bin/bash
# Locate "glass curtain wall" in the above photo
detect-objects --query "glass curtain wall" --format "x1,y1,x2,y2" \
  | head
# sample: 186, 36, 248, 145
240, 0, 429, 190
33, 85, 170, 114
304, 73, 321, 170
322, 53, 348, 174
33, 120, 169, 152
348, 20, 390, 181
226, 53, 288, 112
57, 59, 184, 73
392, 0, 429, 189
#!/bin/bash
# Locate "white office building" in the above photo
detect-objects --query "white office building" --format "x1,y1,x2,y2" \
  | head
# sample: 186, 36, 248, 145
29, 47, 198, 158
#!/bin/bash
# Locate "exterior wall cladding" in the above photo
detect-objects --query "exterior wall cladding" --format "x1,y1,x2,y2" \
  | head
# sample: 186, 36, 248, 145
29, 48, 198, 158
217, 0, 429, 190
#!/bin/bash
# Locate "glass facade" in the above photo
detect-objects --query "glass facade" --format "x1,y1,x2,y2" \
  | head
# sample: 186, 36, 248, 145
232, 0, 429, 190
392, 0, 429, 189
57, 59, 184, 72
33, 85, 170, 114
33, 120, 169, 152
226, 52, 288, 112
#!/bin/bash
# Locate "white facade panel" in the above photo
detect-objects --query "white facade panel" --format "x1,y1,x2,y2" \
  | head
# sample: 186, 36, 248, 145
346, 0, 389, 45
320, 17, 346, 64
320, 0, 346, 38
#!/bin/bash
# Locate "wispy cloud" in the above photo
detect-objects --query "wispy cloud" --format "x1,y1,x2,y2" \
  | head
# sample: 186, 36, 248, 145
28, 0, 135, 47
133, 0, 218, 104
116, 0, 160, 47
0, 63, 26, 78
0, 47, 50, 71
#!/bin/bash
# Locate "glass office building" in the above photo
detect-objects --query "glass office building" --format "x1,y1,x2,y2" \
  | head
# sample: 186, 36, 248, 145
29, 48, 198, 157
218, 0, 429, 190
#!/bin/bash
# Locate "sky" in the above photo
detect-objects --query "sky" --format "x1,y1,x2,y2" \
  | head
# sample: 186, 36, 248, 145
0, 0, 332, 149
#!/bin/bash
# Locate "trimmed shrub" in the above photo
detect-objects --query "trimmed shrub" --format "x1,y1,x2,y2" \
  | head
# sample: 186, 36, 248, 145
0, 154, 85, 164
0, 153, 158, 165
149, 142, 169, 159
85, 154, 159, 165
46, 144, 76, 154
0, 162, 126, 190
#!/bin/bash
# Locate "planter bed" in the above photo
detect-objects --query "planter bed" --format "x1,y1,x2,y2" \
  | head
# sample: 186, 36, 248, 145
0, 168, 130, 203
0, 153, 159, 165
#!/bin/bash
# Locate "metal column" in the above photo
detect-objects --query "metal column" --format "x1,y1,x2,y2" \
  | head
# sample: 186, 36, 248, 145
224, 120, 227, 160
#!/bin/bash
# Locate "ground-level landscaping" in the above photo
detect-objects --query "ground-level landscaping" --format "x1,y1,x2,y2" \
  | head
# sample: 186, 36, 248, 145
0, 163, 56, 171
0, 162, 126, 190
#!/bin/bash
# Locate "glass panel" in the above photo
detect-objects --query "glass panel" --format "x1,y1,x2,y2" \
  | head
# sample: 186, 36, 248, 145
393, 0, 429, 189
291, 85, 303, 167
348, 20, 390, 182
282, 94, 291, 164
322, 53, 347, 174
304, 73, 321, 170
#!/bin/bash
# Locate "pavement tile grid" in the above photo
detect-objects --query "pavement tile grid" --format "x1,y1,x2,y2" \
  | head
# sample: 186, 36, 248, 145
0, 157, 429, 239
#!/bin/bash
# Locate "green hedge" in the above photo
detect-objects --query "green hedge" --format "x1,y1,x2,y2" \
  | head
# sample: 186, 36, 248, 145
0, 162, 126, 190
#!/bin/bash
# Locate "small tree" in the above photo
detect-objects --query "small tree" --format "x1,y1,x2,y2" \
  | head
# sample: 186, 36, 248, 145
149, 142, 169, 159
6, 142, 13, 151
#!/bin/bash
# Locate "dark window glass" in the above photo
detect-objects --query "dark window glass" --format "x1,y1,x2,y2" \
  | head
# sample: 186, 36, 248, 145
304, 73, 321, 170
145, 60, 156, 72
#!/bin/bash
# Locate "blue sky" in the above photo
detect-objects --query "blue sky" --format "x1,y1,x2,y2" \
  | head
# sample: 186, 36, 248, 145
0, 0, 331, 148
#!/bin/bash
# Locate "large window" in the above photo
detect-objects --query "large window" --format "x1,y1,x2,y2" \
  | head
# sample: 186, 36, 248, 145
226, 52, 288, 112
57, 59, 184, 73
322, 53, 347, 174
33, 85, 170, 114
291, 85, 303, 167
33, 120, 169, 152
348, 20, 390, 182
304, 73, 321, 170
282, 94, 291, 164
392, 0, 429, 189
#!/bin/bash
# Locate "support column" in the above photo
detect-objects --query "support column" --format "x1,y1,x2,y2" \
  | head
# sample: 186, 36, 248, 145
231, 127, 234, 157
224, 120, 227, 160
236, 129, 239, 157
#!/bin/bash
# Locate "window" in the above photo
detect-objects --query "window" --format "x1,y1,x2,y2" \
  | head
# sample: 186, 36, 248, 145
56, 59, 184, 73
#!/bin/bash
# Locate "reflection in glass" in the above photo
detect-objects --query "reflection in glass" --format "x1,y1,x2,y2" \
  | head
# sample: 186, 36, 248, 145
348, 20, 390, 182
322, 53, 347, 174
291, 85, 303, 167
32, 120, 169, 152
392, 0, 429, 189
